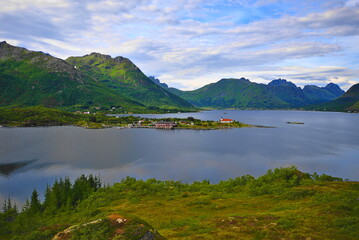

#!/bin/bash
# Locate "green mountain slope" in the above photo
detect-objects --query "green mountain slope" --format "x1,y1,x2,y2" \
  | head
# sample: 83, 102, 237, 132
66, 53, 193, 109
168, 78, 290, 109
303, 83, 345, 105
0, 41, 193, 112
305, 83, 359, 112
0, 41, 151, 111
268, 79, 309, 107
167, 78, 344, 109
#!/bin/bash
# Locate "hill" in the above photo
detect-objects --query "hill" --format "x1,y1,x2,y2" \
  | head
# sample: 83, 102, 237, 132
167, 78, 344, 109
66, 53, 193, 110
0, 41, 193, 112
305, 83, 359, 112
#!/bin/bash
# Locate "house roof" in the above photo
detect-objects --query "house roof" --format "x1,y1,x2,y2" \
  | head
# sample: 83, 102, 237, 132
221, 118, 233, 121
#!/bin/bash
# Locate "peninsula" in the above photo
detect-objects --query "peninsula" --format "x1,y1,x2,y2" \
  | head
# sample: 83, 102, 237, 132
0, 106, 252, 130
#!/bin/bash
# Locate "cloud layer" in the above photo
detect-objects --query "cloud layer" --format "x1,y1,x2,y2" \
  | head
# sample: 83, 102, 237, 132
1, 0, 358, 90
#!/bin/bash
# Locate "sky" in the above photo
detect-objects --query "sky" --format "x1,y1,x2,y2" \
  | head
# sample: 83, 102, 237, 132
1, 0, 359, 90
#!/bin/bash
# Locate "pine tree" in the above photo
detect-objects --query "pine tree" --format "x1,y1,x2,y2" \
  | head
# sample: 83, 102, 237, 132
7, 197, 12, 211
29, 189, 41, 213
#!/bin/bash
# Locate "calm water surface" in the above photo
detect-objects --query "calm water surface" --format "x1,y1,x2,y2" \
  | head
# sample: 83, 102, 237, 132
1, 110, 358, 204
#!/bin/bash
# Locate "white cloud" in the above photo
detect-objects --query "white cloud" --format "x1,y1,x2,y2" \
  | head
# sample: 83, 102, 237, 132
345, 0, 359, 6
1, 0, 358, 90
0, 0, 69, 13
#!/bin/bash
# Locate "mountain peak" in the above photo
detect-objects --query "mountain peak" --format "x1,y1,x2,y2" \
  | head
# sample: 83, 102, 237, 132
220, 77, 250, 82
324, 82, 345, 96
268, 79, 296, 87
148, 76, 168, 88
89, 52, 112, 59
0, 41, 33, 60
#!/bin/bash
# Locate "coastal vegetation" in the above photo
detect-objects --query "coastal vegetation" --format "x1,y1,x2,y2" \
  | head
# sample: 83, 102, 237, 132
0, 166, 357, 239
0, 106, 250, 129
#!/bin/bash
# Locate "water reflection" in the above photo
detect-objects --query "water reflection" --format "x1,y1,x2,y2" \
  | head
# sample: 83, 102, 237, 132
0, 159, 37, 177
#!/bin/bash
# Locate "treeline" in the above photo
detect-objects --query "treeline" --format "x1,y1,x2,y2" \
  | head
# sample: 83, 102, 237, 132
107, 166, 344, 199
0, 175, 101, 239
0, 106, 143, 127
0, 106, 203, 128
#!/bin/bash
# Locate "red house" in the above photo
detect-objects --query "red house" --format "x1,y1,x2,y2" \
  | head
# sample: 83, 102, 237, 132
220, 118, 234, 123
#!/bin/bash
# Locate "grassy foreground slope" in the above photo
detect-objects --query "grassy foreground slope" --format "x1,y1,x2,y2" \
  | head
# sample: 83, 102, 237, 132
1, 167, 358, 240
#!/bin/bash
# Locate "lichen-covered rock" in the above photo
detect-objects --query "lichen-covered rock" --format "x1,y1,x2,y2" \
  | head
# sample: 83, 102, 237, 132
52, 214, 166, 240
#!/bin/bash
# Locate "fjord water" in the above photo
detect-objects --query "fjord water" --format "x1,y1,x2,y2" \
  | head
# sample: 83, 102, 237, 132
1, 110, 358, 204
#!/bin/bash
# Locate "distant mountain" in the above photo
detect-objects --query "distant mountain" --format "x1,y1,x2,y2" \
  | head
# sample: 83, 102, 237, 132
305, 83, 359, 112
168, 78, 290, 109
166, 78, 345, 109
148, 76, 168, 88
268, 79, 307, 107
303, 83, 345, 105
0, 41, 193, 112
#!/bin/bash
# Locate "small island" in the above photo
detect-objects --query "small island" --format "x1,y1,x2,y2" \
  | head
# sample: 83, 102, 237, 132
286, 122, 304, 124
0, 107, 253, 130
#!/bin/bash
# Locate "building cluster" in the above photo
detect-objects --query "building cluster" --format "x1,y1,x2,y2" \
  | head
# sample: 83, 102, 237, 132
126, 117, 235, 130
154, 121, 177, 129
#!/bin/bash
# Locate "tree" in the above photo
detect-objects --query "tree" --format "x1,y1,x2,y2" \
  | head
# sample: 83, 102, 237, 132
29, 189, 42, 213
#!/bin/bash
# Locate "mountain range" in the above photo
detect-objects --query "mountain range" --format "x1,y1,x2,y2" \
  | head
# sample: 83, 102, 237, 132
1, 41, 357, 112
161, 78, 345, 109
304, 83, 359, 112
0, 41, 193, 112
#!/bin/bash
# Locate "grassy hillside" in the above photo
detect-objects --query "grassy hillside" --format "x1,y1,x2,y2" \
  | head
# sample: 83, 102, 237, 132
1, 166, 357, 240
0, 41, 194, 113
0, 41, 151, 112
66, 53, 193, 110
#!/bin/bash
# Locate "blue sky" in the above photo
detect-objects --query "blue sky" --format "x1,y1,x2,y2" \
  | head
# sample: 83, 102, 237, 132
1, 0, 359, 90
